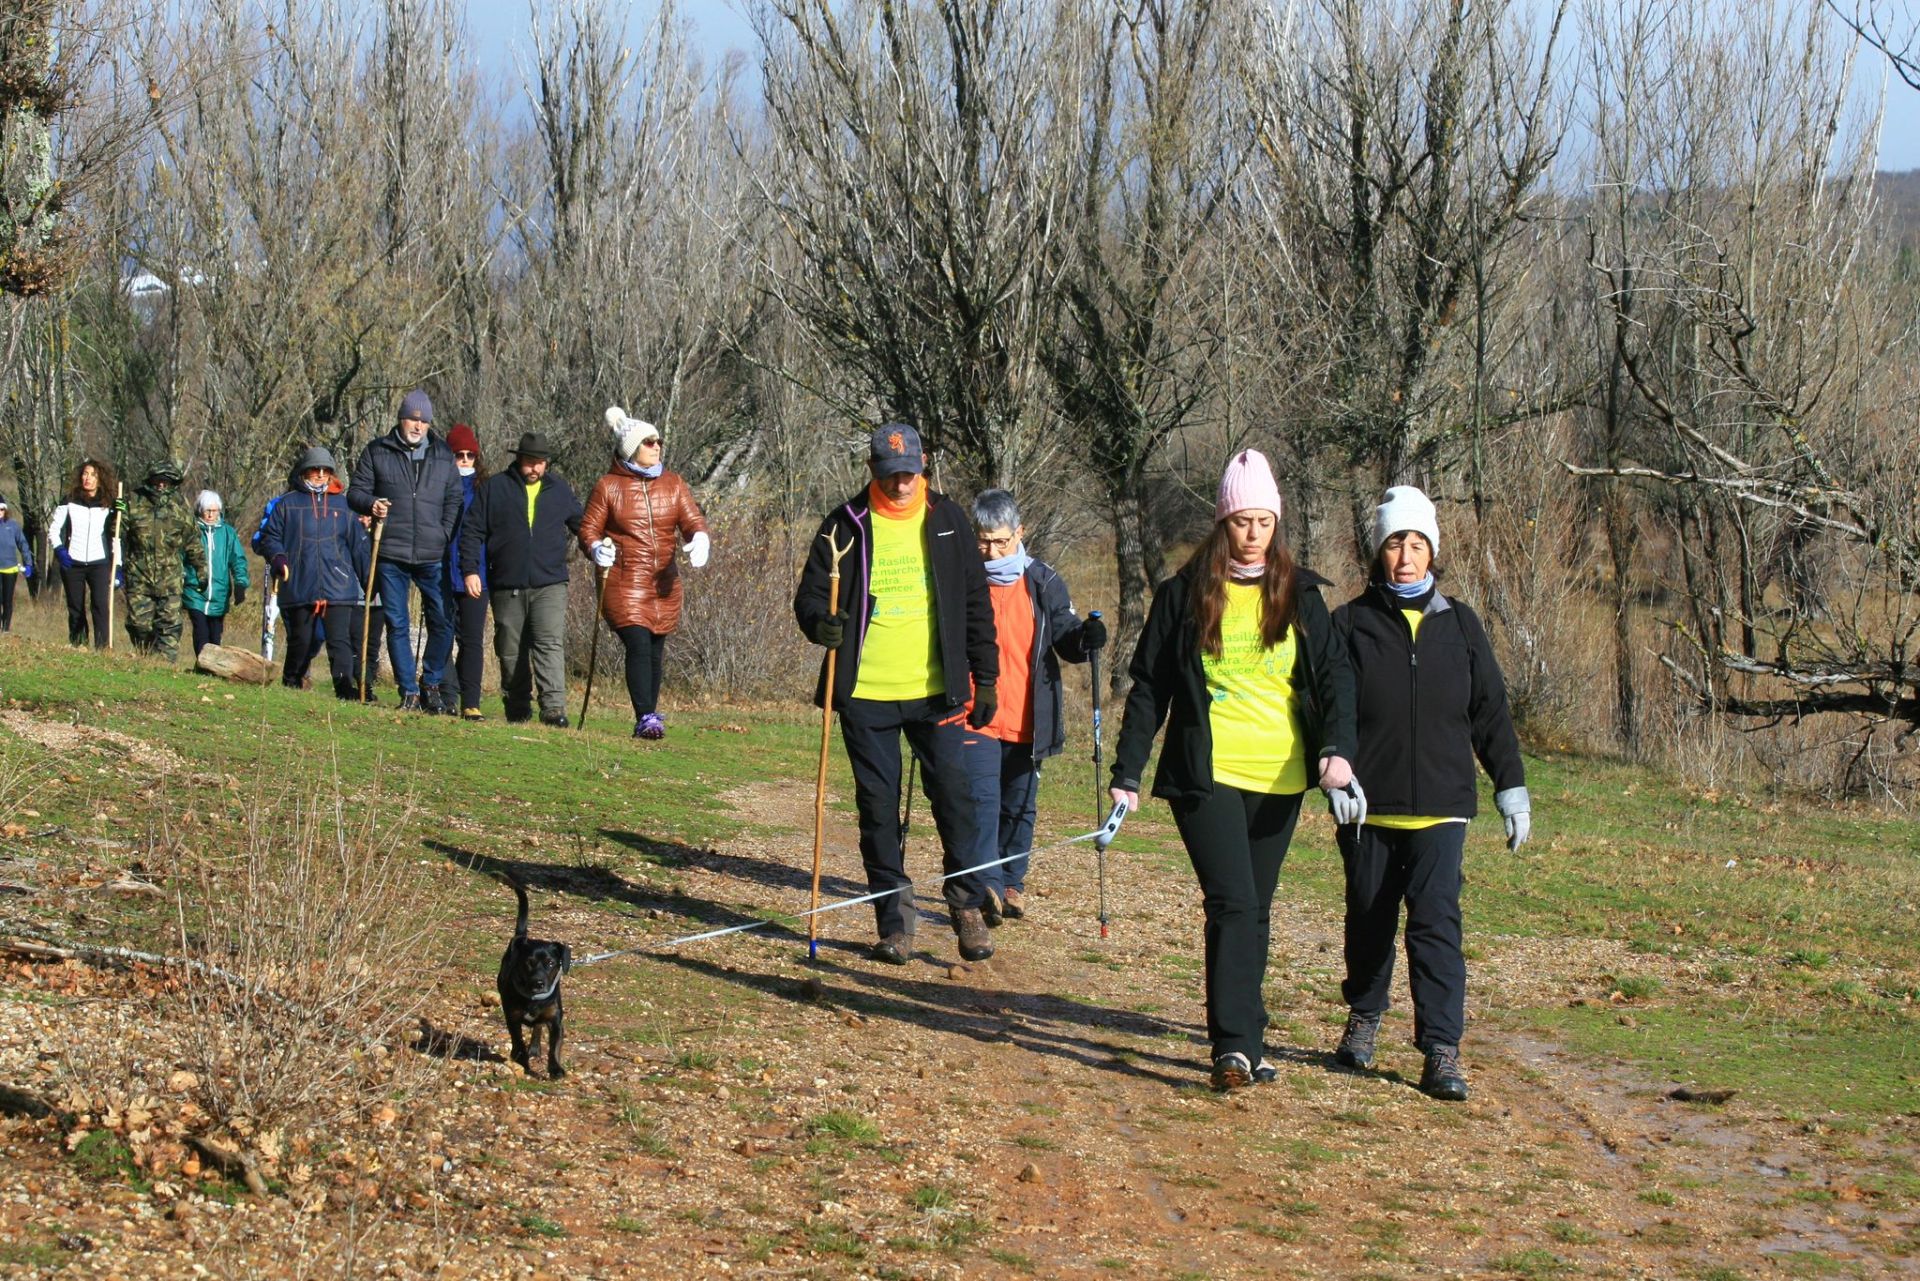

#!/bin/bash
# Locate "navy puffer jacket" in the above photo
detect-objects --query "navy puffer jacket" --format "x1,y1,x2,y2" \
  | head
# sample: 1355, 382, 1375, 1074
258, 488, 369, 608
347, 429, 463, 566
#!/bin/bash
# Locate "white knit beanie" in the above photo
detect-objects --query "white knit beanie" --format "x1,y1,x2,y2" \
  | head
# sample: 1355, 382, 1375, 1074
604, 406, 659, 461
1371, 485, 1440, 556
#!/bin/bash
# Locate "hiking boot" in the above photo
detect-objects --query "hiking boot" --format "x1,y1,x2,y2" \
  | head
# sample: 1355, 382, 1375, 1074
636, 712, 665, 740
421, 684, 447, 715
399, 692, 423, 712
871, 933, 912, 965
504, 704, 531, 725
539, 710, 570, 728
460, 706, 485, 722
1420, 1045, 1470, 1101
1335, 1012, 1381, 1070
980, 886, 1004, 928
1252, 1057, 1280, 1084
1210, 1051, 1253, 1092
1002, 886, 1026, 919
952, 907, 994, 961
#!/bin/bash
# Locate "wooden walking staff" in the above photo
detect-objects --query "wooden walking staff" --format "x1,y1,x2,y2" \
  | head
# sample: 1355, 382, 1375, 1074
360, 517, 385, 701
810, 527, 854, 960
575, 566, 615, 730
106, 482, 124, 648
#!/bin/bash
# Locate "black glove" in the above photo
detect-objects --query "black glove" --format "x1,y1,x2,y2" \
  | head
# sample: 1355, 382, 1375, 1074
231, 583, 247, 607
1079, 615, 1108, 651
809, 610, 849, 650
967, 681, 997, 729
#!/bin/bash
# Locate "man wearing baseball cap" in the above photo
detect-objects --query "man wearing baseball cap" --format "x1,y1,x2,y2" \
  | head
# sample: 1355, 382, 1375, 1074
794, 423, 1001, 965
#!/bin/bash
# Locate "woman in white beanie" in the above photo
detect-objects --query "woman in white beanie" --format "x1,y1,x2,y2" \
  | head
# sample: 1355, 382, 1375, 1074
1108, 449, 1359, 1092
1328, 485, 1529, 1102
180, 490, 250, 656
579, 409, 711, 740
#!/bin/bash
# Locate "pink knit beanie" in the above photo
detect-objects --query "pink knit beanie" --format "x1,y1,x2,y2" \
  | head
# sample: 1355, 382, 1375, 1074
1216, 449, 1283, 521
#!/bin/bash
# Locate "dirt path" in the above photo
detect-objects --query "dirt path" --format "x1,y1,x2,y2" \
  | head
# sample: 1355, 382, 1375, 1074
2, 760, 1917, 1278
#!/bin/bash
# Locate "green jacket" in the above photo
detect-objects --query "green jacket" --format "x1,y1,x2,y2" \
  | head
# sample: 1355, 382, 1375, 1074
181, 519, 249, 616
124, 483, 204, 595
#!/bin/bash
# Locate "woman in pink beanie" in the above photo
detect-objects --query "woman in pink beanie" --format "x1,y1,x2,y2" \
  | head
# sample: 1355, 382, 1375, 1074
1108, 449, 1360, 1092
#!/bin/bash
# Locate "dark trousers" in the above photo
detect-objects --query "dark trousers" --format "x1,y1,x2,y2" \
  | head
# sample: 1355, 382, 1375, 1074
1170, 783, 1305, 1061
0, 572, 16, 631
616, 625, 667, 719
448, 587, 488, 710
188, 608, 227, 655
62, 559, 111, 647
282, 602, 364, 694
838, 695, 988, 938
1338, 822, 1468, 1050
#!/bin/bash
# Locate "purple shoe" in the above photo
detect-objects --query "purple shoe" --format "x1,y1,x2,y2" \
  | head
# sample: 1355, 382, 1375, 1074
636, 712, 666, 740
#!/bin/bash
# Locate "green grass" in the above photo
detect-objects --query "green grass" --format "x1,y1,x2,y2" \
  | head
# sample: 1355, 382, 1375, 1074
1490, 1249, 1571, 1278
518, 1213, 565, 1238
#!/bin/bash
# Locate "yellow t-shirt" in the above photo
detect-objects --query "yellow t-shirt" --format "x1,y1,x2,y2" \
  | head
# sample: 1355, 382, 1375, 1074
850, 505, 945, 701
525, 479, 542, 528
1365, 605, 1461, 830
1203, 583, 1307, 794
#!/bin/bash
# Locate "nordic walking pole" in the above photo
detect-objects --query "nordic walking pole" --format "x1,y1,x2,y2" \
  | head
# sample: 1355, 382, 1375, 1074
261, 581, 280, 661
576, 564, 614, 730
360, 517, 384, 701
1088, 611, 1110, 939
106, 482, 124, 649
810, 528, 853, 960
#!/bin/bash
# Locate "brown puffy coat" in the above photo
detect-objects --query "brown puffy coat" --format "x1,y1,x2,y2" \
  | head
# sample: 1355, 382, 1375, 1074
578, 466, 708, 634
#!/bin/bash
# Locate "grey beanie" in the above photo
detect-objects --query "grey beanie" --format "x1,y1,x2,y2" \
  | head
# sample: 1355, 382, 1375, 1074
293, 446, 339, 475
398, 388, 434, 424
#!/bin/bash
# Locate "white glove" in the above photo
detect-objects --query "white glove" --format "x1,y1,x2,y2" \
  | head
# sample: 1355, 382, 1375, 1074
686, 531, 710, 568
1326, 779, 1367, 826
592, 538, 617, 568
1495, 786, 1531, 851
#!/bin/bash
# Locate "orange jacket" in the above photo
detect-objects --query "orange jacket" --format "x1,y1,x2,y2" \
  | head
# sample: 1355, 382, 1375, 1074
578, 466, 707, 633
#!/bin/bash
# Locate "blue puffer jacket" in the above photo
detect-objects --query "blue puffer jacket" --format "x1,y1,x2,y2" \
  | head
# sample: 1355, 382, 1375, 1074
258, 488, 369, 608
0, 518, 30, 573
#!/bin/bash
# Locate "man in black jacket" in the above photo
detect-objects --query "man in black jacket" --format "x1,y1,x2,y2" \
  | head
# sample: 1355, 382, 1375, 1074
460, 433, 584, 726
349, 388, 464, 712
793, 424, 1000, 965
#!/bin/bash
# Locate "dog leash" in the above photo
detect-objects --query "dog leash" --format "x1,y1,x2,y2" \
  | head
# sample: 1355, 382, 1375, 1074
571, 801, 1130, 968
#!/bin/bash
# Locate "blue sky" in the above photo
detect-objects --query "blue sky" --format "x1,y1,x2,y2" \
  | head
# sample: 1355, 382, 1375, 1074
464, 2, 1920, 173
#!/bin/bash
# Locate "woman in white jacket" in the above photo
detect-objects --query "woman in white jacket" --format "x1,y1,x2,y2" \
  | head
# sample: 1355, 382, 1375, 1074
47, 458, 119, 647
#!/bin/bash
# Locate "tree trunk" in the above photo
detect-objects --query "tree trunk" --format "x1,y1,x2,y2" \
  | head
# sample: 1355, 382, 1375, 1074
1106, 473, 1161, 697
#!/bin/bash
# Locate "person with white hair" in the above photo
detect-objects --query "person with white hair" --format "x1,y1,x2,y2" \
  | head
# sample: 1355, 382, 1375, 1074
181, 488, 250, 656
1328, 485, 1530, 1103
578, 408, 711, 740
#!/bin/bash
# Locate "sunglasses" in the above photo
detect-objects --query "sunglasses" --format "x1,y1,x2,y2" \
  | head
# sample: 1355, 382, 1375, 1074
636, 436, 662, 448
453, 450, 477, 461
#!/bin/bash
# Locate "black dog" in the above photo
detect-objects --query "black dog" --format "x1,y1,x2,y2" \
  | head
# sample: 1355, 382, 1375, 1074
493, 872, 571, 1079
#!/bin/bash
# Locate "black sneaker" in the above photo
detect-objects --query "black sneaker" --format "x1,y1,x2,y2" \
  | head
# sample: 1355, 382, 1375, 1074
1420, 1044, 1470, 1101
1210, 1052, 1253, 1092
952, 907, 994, 961
1335, 1012, 1381, 1070
1252, 1057, 1280, 1084
870, 933, 912, 965
539, 710, 570, 728
504, 705, 532, 725
399, 692, 423, 712
980, 887, 1004, 928
421, 684, 447, 715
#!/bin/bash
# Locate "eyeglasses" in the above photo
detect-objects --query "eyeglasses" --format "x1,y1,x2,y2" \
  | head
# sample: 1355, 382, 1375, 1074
453, 450, 477, 461
637, 437, 661, 448
977, 536, 1016, 553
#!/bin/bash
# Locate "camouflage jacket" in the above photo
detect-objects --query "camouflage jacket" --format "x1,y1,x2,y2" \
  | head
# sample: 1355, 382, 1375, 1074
123, 483, 204, 592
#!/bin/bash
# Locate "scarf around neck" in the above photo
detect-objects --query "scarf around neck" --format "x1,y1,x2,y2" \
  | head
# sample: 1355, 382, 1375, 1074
1228, 558, 1266, 581
868, 476, 926, 520
984, 543, 1033, 586
1385, 573, 1435, 600
620, 458, 664, 479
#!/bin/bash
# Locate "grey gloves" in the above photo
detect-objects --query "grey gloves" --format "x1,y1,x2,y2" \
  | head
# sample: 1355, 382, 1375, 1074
1326, 780, 1367, 826
1495, 786, 1531, 851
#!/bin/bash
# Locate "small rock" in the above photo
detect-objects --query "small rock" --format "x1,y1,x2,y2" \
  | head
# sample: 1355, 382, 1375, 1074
1616, 1013, 1637, 1028
715, 1085, 731, 1101
1018, 1162, 1041, 1184
946, 965, 968, 981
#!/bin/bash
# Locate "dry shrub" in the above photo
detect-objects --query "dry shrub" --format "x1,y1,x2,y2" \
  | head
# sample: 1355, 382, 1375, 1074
171, 774, 446, 1135
672, 507, 815, 702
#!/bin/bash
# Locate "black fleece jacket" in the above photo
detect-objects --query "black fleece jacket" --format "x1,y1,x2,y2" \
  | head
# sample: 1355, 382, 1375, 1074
1332, 583, 1525, 818
459, 468, 585, 590
1111, 565, 1356, 802
793, 486, 997, 710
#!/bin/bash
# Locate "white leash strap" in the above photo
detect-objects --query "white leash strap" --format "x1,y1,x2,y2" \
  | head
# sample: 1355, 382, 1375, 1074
572, 801, 1130, 968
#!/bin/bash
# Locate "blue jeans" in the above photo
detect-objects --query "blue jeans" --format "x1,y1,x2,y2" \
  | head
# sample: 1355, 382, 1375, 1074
377, 559, 453, 695
992, 741, 1041, 892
